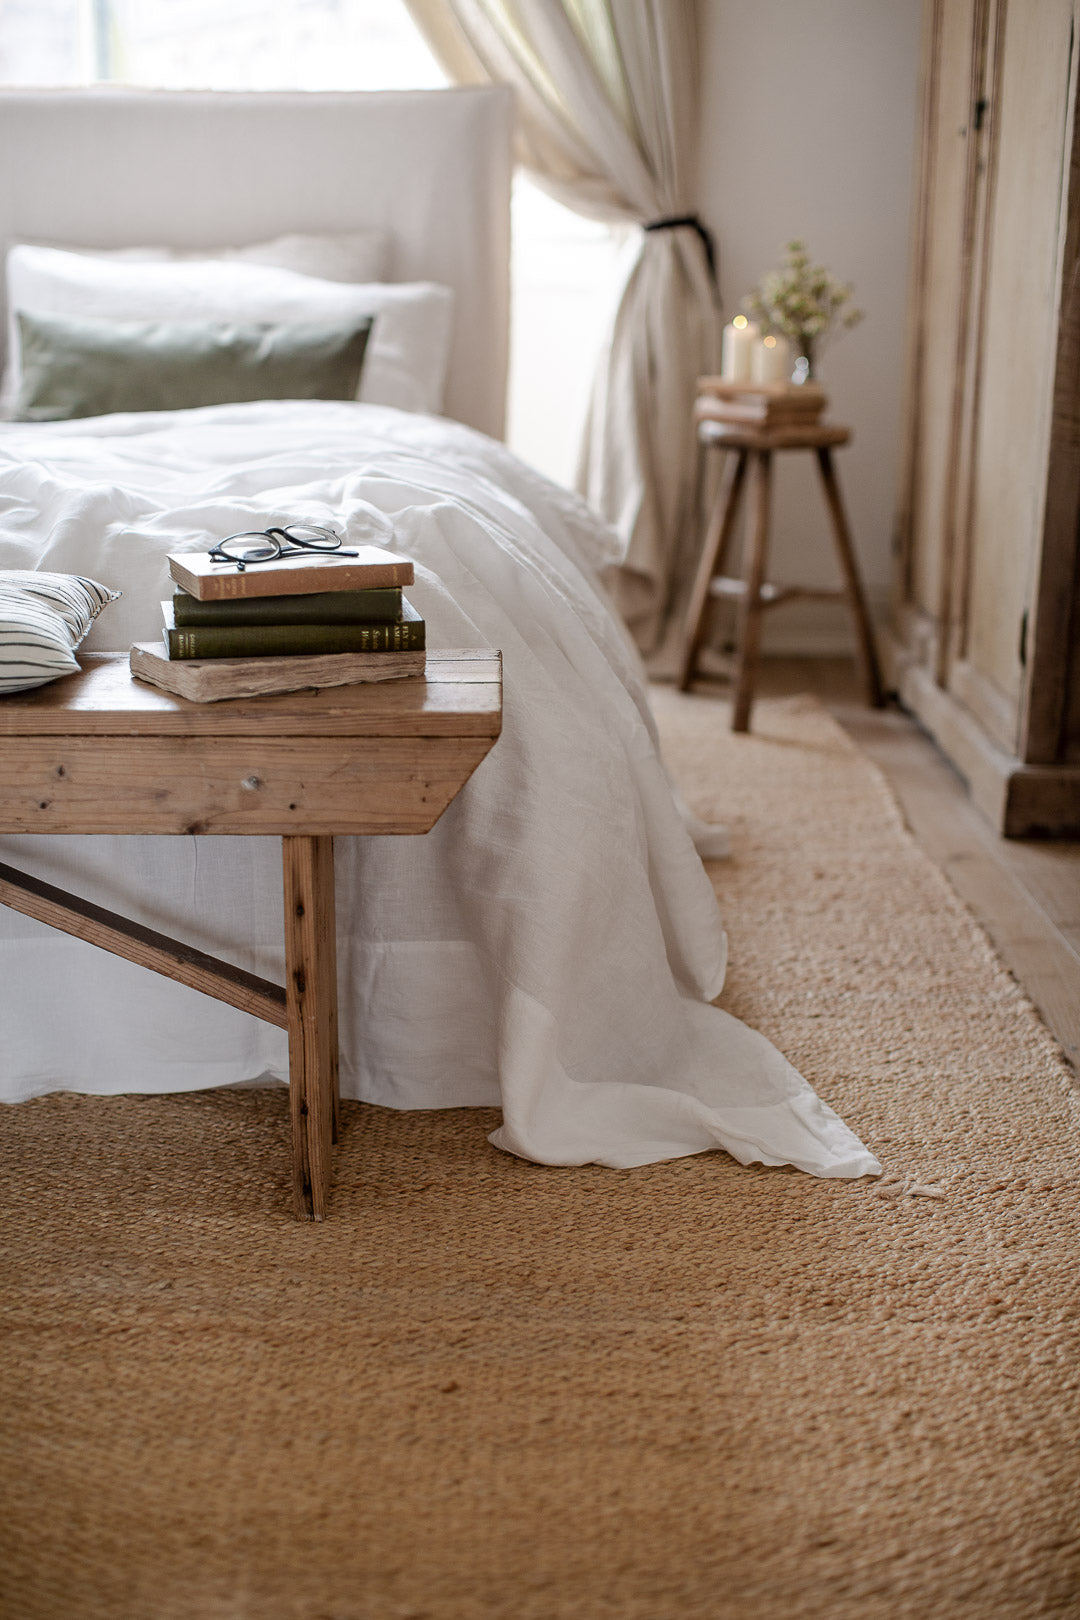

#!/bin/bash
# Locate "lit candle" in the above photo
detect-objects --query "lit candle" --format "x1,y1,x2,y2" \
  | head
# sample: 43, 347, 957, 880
721, 315, 760, 381
752, 333, 792, 384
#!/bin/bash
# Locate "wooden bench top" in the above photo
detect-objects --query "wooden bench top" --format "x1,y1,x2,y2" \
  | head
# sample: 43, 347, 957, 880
0, 649, 503, 838
0, 649, 502, 738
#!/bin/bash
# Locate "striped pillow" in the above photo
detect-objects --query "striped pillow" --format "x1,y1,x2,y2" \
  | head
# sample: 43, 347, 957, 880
0, 571, 120, 693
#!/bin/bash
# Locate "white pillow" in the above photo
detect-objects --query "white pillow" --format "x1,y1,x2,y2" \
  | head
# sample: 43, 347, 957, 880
0, 570, 120, 692
73, 227, 391, 284
5, 245, 454, 416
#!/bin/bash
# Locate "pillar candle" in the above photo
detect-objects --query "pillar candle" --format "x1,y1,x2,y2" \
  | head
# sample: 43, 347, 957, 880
721, 315, 760, 382
752, 333, 792, 384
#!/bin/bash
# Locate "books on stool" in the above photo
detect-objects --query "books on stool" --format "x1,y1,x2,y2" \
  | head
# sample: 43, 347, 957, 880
695, 376, 827, 429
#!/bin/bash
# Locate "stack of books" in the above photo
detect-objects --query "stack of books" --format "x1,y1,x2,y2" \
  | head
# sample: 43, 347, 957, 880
695, 376, 827, 429
129, 544, 424, 701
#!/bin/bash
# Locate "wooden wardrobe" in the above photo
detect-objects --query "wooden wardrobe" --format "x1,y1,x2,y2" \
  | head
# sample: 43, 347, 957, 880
892, 0, 1080, 835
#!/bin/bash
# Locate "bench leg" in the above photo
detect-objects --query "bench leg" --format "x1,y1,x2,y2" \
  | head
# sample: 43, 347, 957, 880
731, 450, 773, 733
282, 834, 339, 1221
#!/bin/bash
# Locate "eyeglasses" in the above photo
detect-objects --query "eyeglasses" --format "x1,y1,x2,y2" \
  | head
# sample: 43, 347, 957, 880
208, 523, 358, 572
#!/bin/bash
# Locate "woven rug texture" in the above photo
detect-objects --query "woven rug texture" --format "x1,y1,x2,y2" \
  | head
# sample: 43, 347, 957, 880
1, 689, 1078, 1620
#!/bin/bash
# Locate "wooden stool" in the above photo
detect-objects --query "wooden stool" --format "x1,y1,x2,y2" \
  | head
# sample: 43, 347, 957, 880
676, 420, 884, 731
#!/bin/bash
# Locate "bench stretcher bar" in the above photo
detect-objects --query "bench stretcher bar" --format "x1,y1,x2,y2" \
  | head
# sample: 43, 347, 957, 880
0, 858, 289, 1026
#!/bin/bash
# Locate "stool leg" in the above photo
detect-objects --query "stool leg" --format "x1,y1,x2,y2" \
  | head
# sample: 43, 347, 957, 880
731, 450, 773, 733
677, 450, 748, 690
282, 834, 339, 1221
815, 447, 884, 708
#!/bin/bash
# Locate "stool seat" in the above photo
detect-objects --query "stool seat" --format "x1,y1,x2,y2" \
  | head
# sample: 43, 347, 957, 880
677, 417, 883, 730
697, 419, 851, 452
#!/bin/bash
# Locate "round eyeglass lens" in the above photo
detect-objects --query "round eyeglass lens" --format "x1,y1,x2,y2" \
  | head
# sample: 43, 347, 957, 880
282, 524, 342, 549
217, 532, 280, 562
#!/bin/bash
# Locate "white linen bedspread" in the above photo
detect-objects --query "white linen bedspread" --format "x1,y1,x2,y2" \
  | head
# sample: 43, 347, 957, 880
0, 400, 879, 1178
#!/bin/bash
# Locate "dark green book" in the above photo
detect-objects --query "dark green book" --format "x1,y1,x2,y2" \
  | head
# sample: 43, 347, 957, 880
171, 586, 404, 627
162, 597, 425, 660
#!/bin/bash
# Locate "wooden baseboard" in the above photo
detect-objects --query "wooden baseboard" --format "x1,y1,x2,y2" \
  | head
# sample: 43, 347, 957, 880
755, 584, 892, 657
947, 658, 1019, 756
885, 632, 1080, 837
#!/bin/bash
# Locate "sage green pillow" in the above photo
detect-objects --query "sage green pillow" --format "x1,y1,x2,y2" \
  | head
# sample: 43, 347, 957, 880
14, 308, 373, 421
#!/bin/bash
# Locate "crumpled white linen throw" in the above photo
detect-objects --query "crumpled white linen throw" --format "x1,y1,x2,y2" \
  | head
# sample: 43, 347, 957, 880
0, 399, 877, 1178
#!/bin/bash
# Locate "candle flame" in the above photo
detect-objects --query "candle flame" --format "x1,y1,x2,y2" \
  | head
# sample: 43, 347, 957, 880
732, 315, 748, 330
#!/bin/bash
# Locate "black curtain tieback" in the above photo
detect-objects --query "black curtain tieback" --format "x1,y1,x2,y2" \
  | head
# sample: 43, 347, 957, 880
643, 213, 719, 295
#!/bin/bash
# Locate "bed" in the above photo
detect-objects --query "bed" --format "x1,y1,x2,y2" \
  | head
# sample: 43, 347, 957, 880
0, 87, 879, 1181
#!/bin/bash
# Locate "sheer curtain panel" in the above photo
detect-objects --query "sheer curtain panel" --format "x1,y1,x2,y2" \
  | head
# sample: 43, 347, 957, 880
406, 0, 719, 649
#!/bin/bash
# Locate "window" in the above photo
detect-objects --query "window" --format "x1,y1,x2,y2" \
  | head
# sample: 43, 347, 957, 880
0, 0, 445, 91
0, 0, 621, 488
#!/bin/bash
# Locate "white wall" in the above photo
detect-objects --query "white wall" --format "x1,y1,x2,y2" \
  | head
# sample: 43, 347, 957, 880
696, 0, 923, 652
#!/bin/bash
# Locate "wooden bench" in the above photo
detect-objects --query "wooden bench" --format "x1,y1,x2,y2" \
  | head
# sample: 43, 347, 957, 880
0, 650, 502, 1220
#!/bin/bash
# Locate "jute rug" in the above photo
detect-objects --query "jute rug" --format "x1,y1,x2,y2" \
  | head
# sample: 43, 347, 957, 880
1, 690, 1078, 1620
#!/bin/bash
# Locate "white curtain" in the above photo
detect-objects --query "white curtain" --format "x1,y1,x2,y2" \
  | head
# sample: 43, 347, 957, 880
405, 0, 720, 651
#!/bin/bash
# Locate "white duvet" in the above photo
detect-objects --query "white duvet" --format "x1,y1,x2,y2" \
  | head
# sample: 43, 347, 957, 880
0, 399, 879, 1178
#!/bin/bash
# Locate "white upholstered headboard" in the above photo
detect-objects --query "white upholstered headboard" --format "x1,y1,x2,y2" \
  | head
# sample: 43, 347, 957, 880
0, 86, 513, 439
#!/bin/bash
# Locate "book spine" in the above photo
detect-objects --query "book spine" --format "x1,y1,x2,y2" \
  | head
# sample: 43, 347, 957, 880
165, 617, 426, 660
172, 587, 404, 626
695, 401, 823, 426
695, 401, 770, 423
695, 395, 823, 416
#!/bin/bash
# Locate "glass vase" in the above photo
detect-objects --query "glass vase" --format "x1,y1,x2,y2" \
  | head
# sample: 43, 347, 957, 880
792, 339, 815, 385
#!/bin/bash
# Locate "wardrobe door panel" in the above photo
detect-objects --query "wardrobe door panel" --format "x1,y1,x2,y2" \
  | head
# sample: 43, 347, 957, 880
908, 0, 981, 623
964, 0, 1075, 728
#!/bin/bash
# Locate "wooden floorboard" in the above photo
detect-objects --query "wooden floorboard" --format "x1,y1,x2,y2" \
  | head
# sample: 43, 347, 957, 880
673, 657, 1080, 1077
837, 705, 1080, 1074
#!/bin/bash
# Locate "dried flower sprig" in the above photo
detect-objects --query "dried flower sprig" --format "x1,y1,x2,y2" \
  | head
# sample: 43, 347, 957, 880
742, 241, 862, 374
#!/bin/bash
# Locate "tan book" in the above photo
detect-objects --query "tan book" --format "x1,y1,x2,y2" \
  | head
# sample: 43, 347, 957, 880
168, 544, 414, 602
694, 397, 827, 428
696, 376, 827, 409
129, 640, 426, 702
